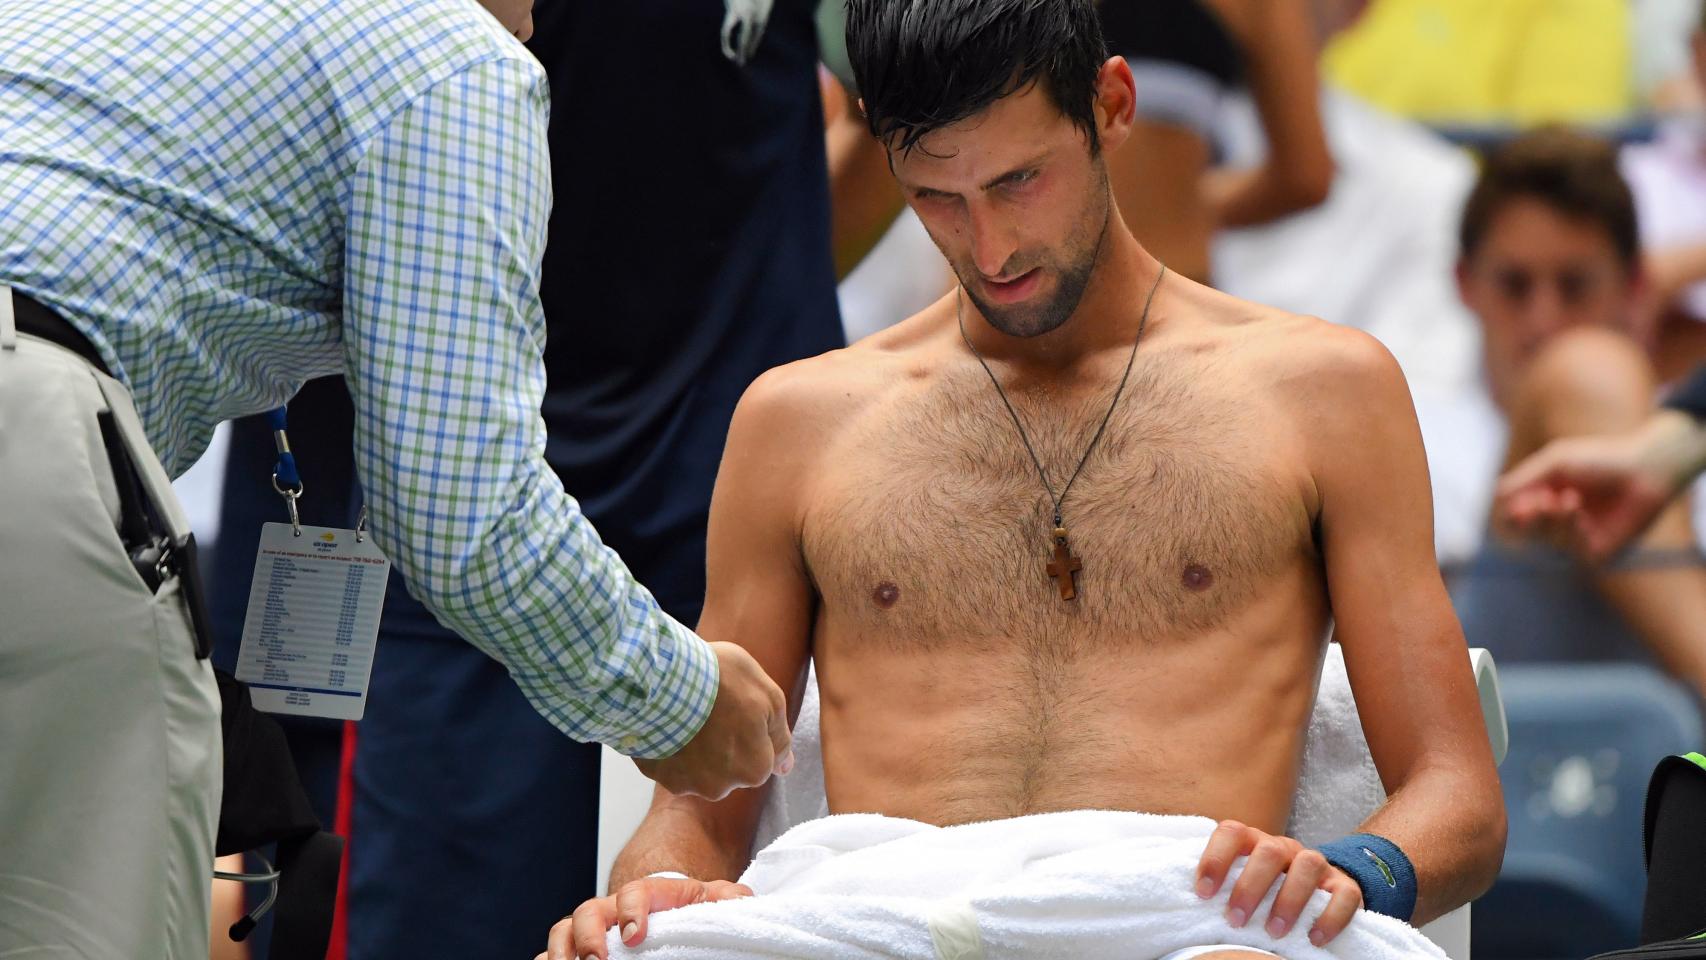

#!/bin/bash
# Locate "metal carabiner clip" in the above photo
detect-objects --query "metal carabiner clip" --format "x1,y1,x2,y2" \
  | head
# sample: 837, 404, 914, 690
272, 473, 304, 537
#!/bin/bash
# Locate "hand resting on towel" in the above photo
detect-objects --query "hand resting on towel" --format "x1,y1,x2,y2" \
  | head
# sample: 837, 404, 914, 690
541, 877, 754, 960
1194, 820, 1361, 945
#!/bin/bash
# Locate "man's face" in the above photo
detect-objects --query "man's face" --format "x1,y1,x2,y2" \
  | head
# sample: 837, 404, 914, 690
476, 0, 534, 41
1458, 196, 1640, 397
891, 81, 1113, 339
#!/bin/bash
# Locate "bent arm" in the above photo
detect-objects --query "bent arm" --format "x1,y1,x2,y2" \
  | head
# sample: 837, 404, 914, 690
1199, 0, 1333, 226
609, 365, 824, 885
340, 60, 716, 757
1308, 330, 1505, 924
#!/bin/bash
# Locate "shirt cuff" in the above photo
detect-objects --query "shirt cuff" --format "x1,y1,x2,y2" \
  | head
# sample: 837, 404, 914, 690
611, 621, 720, 760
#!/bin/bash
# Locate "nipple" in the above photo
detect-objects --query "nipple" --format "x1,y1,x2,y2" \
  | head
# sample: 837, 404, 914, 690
873, 581, 901, 608
1181, 563, 1214, 592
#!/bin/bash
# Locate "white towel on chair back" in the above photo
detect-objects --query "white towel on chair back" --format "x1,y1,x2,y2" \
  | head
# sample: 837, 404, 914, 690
610, 811, 1444, 960
756, 642, 1382, 853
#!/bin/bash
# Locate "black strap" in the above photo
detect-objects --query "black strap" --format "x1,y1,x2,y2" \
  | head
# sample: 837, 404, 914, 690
9, 292, 112, 377
266, 831, 344, 960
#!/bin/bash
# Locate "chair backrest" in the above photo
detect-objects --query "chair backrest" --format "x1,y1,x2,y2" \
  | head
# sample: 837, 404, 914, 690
1471, 663, 1703, 959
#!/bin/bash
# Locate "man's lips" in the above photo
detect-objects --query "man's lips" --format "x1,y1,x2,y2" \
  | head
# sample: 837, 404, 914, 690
980, 268, 1042, 304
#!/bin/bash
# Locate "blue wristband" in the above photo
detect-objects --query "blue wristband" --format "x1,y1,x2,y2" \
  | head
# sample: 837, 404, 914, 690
1316, 833, 1417, 921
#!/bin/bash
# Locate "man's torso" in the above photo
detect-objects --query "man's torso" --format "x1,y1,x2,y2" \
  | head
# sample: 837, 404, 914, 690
795, 287, 1334, 832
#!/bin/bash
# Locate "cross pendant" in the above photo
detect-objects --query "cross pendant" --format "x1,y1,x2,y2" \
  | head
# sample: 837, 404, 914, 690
1045, 533, 1083, 601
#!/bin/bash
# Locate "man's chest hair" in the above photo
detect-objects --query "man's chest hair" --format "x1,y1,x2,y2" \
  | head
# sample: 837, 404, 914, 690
802, 358, 1316, 655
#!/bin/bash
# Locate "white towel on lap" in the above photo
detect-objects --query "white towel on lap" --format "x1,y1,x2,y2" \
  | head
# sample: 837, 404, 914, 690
610, 811, 1444, 960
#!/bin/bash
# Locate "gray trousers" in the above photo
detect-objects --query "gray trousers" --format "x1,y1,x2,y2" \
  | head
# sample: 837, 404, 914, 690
0, 290, 221, 959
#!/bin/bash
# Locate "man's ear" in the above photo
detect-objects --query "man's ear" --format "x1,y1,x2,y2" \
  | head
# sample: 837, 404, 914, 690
1093, 56, 1138, 153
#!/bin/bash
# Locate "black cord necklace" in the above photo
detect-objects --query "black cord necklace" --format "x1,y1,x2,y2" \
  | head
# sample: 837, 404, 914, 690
956, 263, 1167, 601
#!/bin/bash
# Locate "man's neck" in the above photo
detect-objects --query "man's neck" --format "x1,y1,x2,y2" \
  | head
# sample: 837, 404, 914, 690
960, 227, 1166, 380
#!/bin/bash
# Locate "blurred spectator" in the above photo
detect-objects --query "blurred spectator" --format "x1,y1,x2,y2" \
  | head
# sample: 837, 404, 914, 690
1101, 0, 1333, 283
1446, 127, 1706, 696
1624, 8, 1706, 381
1325, 0, 1633, 125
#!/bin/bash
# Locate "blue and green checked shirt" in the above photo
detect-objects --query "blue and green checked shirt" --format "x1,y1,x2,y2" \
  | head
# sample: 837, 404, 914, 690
0, 0, 717, 757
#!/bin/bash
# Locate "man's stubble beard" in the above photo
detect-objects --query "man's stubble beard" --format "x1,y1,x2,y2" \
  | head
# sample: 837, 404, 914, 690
957, 170, 1114, 340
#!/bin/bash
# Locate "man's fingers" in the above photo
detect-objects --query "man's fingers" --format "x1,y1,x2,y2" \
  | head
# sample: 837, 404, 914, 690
1308, 875, 1363, 947
1194, 821, 1257, 899
1263, 849, 1326, 938
1496, 444, 1570, 503
614, 881, 660, 947
568, 898, 616, 960
544, 914, 571, 960
705, 880, 756, 902
1224, 836, 1293, 928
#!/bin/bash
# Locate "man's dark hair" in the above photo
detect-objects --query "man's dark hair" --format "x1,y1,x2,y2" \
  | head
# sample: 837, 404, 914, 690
844, 0, 1107, 157
1459, 125, 1639, 268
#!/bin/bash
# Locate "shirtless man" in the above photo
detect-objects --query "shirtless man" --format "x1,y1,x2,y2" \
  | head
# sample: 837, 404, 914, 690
549, 1, 1504, 957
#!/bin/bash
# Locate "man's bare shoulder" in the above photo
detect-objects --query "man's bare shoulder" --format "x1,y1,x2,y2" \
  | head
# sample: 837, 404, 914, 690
732, 304, 954, 449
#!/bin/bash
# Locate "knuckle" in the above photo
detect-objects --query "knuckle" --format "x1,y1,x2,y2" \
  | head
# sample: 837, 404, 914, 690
1292, 850, 1325, 873
1217, 819, 1246, 833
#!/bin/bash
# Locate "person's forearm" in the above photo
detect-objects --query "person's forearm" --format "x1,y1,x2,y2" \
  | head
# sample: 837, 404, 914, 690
609, 795, 758, 889
1203, 163, 1330, 229
1354, 766, 1506, 925
824, 83, 906, 280
1200, 0, 1331, 228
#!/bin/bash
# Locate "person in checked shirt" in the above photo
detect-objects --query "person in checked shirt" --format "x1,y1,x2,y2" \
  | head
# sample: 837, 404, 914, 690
0, 0, 792, 957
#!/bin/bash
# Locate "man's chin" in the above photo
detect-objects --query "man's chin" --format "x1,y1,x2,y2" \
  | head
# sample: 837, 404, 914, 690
974, 300, 1073, 339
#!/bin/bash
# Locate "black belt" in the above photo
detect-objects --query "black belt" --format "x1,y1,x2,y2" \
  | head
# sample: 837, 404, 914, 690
10, 291, 113, 377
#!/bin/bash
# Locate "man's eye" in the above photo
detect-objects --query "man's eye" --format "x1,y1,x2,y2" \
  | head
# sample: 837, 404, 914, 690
1007, 170, 1038, 187
1496, 271, 1532, 301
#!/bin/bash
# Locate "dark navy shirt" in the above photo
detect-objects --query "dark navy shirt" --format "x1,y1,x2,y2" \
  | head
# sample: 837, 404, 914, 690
529, 0, 844, 627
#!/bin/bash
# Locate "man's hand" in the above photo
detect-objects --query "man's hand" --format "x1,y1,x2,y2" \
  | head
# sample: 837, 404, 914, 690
634, 641, 793, 800
540, 877, 754, 960
1495, 410, 1706, 563
1194, 820, 1362, 946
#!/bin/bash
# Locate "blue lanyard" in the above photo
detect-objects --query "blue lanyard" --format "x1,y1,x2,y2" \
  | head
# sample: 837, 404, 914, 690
268, 406, 303, 535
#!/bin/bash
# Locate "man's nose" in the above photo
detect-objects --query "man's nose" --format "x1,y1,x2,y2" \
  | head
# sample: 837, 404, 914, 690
966, 205, 1018, 279
1516, 283, 1569, 341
